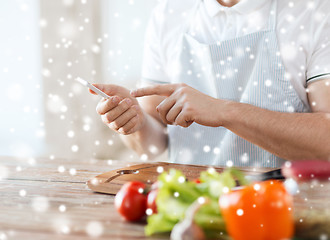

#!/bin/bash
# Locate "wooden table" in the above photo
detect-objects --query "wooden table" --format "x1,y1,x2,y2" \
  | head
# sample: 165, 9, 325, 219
1, 156, 329, 240
0, 156, 168, 240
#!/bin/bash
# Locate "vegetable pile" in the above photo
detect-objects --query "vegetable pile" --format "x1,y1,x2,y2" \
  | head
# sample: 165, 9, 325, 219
114, 168, 294, 240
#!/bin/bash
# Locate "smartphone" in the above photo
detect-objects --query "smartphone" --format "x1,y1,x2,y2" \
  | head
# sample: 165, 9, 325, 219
75, 77, 110, 99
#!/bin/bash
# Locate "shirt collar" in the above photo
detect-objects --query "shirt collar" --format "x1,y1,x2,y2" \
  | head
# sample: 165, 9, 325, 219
204, 0, 223, 17
204, 0, 269, 17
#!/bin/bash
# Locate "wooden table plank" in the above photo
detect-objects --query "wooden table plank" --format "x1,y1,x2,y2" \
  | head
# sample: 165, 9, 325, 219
0, 156, 168, 240
1, 156, 134, 183
0, 230, 168, 240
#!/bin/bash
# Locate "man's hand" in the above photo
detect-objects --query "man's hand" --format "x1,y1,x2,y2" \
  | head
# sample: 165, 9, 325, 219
131, 83, 228, 128
90, 84, 146, 135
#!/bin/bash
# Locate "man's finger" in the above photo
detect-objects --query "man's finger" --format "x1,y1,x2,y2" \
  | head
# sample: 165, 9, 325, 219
130, 84, 178, 97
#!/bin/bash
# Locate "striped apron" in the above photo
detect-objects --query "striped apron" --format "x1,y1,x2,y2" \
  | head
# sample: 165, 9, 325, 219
166, 0, 308, 167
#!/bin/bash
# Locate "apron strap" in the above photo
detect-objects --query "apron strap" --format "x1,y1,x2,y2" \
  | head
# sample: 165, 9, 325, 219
267, 0, 277, 31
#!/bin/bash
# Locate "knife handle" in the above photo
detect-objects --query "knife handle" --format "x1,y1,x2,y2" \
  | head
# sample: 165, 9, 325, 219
260, 168, 284, 181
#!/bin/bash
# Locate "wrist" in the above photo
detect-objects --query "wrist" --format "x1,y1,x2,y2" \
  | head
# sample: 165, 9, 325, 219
218, 100, 240, 128
131, 111, 163, 137
138, 110, 148, 131
129, 112, 167, 158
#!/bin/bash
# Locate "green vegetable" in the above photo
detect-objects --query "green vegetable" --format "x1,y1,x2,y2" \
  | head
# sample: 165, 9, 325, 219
145, 167, 249, 236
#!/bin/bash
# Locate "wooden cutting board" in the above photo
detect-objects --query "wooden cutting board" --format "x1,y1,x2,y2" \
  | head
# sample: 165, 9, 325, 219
87, 162, 267, 195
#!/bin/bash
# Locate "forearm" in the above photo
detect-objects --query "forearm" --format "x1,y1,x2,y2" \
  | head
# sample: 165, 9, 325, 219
119, 113, 168, 160
222, 101, 330, 160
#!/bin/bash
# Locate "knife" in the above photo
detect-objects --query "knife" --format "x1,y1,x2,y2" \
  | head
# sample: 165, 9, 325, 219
245, 168, 284, 182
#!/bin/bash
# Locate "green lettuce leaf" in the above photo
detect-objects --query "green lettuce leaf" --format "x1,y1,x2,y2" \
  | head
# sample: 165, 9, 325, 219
145, 167, 248, 236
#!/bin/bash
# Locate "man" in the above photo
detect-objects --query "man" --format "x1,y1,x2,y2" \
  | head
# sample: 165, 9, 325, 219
92, 0, 330, 167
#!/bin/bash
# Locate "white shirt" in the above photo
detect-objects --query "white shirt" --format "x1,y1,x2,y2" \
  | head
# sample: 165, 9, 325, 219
141, 0, 330, 108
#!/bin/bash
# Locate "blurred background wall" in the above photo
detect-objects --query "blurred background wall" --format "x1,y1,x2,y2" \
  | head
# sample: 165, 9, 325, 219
0, 0, 165, 162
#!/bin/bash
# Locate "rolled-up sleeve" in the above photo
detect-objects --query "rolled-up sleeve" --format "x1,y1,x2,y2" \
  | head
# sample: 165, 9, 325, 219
306, 8, 330, 85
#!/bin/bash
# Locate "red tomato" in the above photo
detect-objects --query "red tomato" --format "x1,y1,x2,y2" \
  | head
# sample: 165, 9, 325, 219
194, 178, 201, 184
219, 180, 294, 240
115, 181, 147, 221
147, 189, 158, 214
